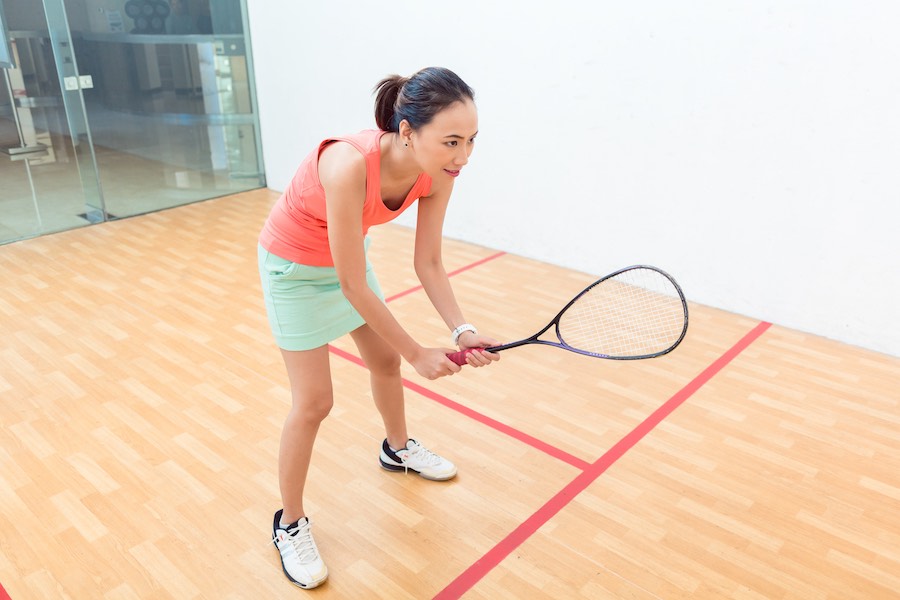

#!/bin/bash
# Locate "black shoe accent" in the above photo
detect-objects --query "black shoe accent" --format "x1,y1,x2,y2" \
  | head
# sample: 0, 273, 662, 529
273, 509, 284, 538
379, 438, 422, 473
379, 439, 403, 471
273, 509, 301, 536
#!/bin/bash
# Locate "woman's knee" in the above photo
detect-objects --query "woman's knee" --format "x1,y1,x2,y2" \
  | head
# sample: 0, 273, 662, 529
366, 349, 401, 377
351, 326, 401, 376
289, 389, 334, 424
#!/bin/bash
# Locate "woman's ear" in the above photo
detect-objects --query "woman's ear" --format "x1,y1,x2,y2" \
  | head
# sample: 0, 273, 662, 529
398, 119, 413, 147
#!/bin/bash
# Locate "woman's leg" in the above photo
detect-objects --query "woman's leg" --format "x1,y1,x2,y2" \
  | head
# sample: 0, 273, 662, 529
278, 345, 333, 523
349, 324, 408, 450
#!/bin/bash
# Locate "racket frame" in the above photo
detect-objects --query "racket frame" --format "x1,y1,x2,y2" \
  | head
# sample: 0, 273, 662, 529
469, 264, 689, 361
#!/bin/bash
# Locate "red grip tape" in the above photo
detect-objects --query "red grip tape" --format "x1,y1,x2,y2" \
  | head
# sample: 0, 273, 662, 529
446, 348, 485, 366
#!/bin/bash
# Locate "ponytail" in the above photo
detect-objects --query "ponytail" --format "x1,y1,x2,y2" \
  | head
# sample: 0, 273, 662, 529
373, 75, 407, 132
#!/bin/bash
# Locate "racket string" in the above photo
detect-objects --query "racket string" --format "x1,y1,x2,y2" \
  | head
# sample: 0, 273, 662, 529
558, 268, 685, 357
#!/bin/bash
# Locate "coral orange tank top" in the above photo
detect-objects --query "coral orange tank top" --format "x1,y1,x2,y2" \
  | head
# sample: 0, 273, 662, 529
259, 129, 432, 267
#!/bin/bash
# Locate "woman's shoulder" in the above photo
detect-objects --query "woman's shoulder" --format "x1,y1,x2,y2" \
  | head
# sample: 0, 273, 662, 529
319, 128, 381, 160
341, 128, 383, 144
318, 139, 367, 191
319, 129, 385, 183
325, 129, 384, 154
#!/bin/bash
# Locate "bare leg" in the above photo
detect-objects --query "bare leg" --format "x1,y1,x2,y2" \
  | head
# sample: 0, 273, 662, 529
349, 324, 408, 450
278, 345, 333, 524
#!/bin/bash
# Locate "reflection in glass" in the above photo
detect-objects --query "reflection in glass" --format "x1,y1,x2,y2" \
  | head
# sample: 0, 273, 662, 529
1, 7, 99, 241
71, 0, 264, 220
0, 0, 264, 244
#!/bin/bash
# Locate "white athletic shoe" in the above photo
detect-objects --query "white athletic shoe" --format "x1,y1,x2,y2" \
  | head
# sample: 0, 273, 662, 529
272, 510, 328, 589
379, 438, 458, 481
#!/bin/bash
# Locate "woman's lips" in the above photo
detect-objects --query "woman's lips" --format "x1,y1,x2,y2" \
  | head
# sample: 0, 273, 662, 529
444, 169, 460, 178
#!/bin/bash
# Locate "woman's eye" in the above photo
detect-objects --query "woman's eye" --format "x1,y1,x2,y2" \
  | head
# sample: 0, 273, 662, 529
446, 141, 458, 147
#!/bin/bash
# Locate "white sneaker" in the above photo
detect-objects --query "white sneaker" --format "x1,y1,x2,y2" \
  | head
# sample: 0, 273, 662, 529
379, 438, 458, 481
272, 510, 328, 589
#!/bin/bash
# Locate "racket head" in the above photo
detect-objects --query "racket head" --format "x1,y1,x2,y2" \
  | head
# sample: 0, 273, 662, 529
553, 265, 688, 360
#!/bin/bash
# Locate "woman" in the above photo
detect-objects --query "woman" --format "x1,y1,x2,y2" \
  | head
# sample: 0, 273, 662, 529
257, 67, 500, 589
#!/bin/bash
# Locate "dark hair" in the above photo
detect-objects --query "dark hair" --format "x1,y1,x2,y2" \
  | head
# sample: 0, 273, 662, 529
374, 67, 475, 132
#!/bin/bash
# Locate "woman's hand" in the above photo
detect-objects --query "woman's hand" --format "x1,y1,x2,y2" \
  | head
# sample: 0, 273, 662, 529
457, 331, 501, 367
411, 346, 463, 380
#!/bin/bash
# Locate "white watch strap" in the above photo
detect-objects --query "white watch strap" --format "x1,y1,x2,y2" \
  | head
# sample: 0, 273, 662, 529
452, 323, 477, 346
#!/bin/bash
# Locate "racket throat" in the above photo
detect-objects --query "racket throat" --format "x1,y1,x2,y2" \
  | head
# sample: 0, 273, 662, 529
488, 338, 538, 352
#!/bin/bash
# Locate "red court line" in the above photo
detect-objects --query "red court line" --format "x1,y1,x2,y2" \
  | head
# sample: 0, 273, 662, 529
400, 378, 591, 471
328, 345, 591, 470
384, 251, 506, 303
433, 321, 773, 599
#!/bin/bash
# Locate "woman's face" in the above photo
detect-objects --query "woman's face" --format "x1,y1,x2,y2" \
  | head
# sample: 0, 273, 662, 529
407, 99, 478, 180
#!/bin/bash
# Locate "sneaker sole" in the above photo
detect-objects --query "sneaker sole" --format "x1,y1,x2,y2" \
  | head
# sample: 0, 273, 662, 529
286, 573, 328, 590
379, 458, 457, 481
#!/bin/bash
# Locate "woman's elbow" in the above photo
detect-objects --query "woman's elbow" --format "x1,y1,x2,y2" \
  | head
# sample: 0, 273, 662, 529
339, 278, 370, 304
414, 258, 444, 280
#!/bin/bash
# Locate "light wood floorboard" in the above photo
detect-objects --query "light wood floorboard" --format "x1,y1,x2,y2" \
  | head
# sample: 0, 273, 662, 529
1, 189, 898, 599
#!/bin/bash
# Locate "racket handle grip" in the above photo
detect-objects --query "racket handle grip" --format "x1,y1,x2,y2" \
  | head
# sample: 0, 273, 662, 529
446, 348, 484, 366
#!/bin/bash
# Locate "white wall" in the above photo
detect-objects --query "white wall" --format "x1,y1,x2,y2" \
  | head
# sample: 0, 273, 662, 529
246, 1, 900, 357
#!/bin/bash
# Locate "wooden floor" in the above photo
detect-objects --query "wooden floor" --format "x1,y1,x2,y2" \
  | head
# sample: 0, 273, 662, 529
1, 189, 898, 599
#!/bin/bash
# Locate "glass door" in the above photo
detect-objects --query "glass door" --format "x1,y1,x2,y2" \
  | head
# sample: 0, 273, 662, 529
63, 0, 265, 221
1, 0, 265, 245
1, 0, 105, 243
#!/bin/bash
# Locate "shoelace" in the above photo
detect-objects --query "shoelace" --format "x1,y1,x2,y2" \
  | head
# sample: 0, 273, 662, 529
276, 523, 320, 564
401, 443, 442, 472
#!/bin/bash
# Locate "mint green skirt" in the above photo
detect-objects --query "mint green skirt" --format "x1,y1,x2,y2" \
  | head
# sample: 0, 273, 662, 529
257, 239, 385, 351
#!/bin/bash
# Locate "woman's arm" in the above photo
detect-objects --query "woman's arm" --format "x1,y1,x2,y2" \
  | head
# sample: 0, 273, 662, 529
321, 144, 460, 379
414, 181, 499, 366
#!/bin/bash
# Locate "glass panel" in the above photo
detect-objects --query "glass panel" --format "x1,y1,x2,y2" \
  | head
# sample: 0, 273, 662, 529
43, 0, 106, 220
1, 0, 263, 244
0, 0, 13, 67
63, 0, 264, 219
0, 0, 101, 244
1, 67, 42, 240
